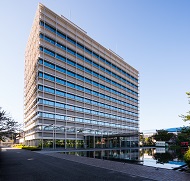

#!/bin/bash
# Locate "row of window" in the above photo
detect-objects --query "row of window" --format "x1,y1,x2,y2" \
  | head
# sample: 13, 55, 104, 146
39, 33, 138, 91
39, 98, 138, 120
38, 112, 138, 130
38, 71, 138, 103
39, 58, 138, 96
36, 125, 115, 135
38, 85, 138, 111
40, 21, 138, 83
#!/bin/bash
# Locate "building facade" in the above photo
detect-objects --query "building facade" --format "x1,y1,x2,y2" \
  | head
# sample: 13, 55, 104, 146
24, 3, 139, 149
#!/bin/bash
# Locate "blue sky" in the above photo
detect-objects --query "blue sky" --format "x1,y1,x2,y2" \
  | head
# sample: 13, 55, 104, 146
0, 0, 189, 131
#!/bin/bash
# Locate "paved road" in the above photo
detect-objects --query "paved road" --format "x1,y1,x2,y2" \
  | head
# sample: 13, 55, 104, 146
0, 148, 153, 181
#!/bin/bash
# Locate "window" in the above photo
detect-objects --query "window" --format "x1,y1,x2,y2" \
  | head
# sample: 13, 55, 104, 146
76, 74, 84, 81
85, 47, 92, 54
85, 68, 91, 74
57, 43, 66, 50
44, 61, 55, 69
44, 36, 55, 45
67, 70, 75, 77
44, 48, 55, 57
77, 53, 84, 60
67, 59, 75, 66
85, 78, 92, 84
67, 48, 75, 56
76, 64, 84, 70
67, 93, 75, 99
55, 78, 65, 85
84, 57, 91, 64
38, 72, 43, 78
56, 54, 66, 62
44, 73, 55, 81
76, 85, 84, 91
45, 24, 56, 33
75, 96, 83, 102
93, 81, 99, 87
67, 82, 75, 88
92, 52, 99, 59
92, 72, 99, 77
56, 90, 65, 97
67, 37, 76, 45
38, 85, 43, 91
45, 87, 55, 94
57, 31, 66, 39
77, 42, 84, 49
85, 88, 91, 94
56, 66, 66, 73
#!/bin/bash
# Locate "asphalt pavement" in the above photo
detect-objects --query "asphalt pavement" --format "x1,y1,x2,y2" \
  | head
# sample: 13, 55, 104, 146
0, 147, 153, 181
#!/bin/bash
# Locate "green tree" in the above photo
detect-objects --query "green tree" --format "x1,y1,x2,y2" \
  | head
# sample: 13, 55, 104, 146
180, 92, 190, 122
153, 152, 174, 164
152, 130, 174, 142
0, 108, 19, 141
144, 136, 154, 146
184, 149, 190, 168
176, 126, 190, 145
139, 133, 145, 146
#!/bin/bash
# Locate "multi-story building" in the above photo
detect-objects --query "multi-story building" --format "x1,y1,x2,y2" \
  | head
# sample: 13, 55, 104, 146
24, 3, 139, 149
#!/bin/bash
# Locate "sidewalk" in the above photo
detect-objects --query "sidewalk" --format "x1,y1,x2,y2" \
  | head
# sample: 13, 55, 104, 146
38, 150, 190, 181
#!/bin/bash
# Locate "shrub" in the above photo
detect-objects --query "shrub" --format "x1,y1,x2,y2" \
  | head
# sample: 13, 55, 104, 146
184, 149, 190, 168
13, 144, 24, 148
22, 146, 41, 151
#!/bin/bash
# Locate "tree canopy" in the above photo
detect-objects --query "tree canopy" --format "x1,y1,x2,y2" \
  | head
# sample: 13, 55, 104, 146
152, 129, 174, 142
0, 108, 19, 141
180, 92, 190, 122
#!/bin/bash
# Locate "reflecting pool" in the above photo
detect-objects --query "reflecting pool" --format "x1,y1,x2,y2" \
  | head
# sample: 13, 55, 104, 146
62, 147, 187, 169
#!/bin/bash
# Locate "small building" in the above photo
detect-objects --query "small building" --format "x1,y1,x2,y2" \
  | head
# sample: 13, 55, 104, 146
156, 141, 167, 147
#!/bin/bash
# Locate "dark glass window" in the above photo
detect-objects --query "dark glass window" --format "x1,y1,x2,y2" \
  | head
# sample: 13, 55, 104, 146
77, 64, 84, 70
85, 68, 91, 74
40, 21, 44, 26
39, 72, 43, 78
56, 90, 65, 96
67, 59, 76, 66
85, 88, 91, 94
85, 78, 92, 84
85, 47, 92, 54
44, 73, 55, 81
44, 61, 55, 69
77, 53, 84, 60
67, 48, 76, 56
39, 59, 43, 64
92, 52, 99, 59
57, 43, 66, 50
57, 31, 66, 39
44, 48, 55, 57
56, 66, 66, 73
40, 46, 43, 51
76, 74, 84, 81
38, 85, 43, 90
45, 24, 56, 33
77, 42, 84, 49
67, 70, 75, 77
67, 82, 75, 88
56, 54, 66, 62
76, 85, 84, 91
56, 78, 66, 85
67, 37, 76, 45
84, 57, 91, 64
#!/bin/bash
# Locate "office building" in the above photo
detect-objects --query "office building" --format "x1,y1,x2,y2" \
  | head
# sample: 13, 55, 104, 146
24, 3, 139, 148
